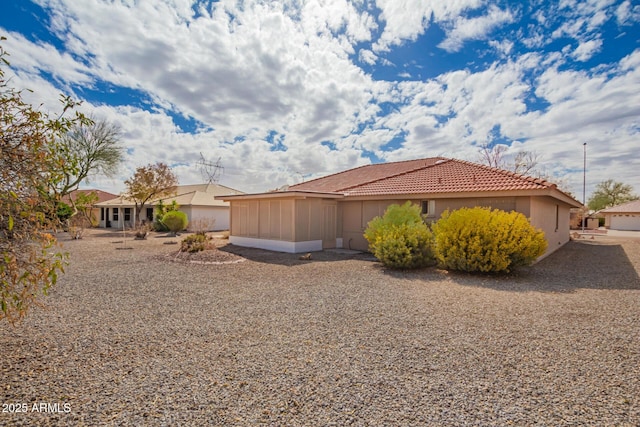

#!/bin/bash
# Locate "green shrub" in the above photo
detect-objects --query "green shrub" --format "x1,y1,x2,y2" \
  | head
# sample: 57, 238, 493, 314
162, 210, 188, 235
364, 201, 435, 269
153, 200, 180, 231
431, 207, 547, 273
56, 202, 73, 222
181, 234, 213, 252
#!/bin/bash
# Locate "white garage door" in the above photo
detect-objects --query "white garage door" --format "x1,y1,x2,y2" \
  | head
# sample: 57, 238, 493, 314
610, 214, 640, 231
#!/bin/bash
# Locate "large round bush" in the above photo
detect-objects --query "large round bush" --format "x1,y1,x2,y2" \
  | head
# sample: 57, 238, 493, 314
162, 210, 188, 235
431, 207, 547, 273
364, 201, 435, 269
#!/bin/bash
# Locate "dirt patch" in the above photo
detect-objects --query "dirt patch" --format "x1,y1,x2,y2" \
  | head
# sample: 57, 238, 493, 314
164, 247, 246, 264
161, 237, 247, 264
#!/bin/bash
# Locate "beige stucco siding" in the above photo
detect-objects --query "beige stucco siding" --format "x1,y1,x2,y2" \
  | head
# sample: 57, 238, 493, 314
232, 198, 327, 243
342, 197, 531, 252
435, 197, 518, 216
529, 196, 571, 256
342, 199, 418, 251
186, 206, 230, 231
295, 199, 323, 241
231, 200, 260, 237
255, 199, 295, 241
228, 192, 575, 256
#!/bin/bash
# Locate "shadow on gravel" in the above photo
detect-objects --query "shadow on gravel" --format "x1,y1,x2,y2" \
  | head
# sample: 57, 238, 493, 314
57, 229, 136, 240
383, 240, 640, 293
218, 244, 375, 266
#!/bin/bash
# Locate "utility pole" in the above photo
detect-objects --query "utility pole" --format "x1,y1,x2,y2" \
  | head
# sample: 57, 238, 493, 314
582, 142, 587, 233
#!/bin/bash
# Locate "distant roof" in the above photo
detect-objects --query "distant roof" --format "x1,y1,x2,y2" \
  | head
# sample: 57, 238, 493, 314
96, 183, 244, 207
156, 183, 245, 207
599, 199, 640, 213
63, 189, 118, 205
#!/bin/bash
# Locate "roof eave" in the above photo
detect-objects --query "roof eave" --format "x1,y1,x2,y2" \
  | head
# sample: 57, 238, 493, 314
340, 188, 583, 206
217, 191, 345, 201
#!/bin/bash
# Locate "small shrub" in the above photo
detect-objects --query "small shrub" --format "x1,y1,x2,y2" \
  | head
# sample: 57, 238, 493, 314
162, 210, 188, 235
154, 200, 180, 231
190, 218, 216, 235
431, 207, 547, 273
364, 201, 435, 269
181, 234, 214, 252
134, 224, 151, 240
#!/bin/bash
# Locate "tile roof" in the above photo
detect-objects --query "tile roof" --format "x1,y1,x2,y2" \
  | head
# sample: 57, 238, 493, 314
290, 157, 561, 196
63, 189, 118, 204
599, 199, 640, 213
290, 158, 444, 193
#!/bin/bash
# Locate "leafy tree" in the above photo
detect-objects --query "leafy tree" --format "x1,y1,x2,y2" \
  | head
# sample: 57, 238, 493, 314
587, 180, 638, 211
49, 117, 123, 214
125, 162, 178, 224
1, 38, 87, 323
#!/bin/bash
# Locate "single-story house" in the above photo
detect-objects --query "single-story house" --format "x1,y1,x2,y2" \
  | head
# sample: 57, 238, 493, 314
599, 199, 640, 231
217, 157, 582, 257
96, 183, 244, 231
62, 189, 118, 224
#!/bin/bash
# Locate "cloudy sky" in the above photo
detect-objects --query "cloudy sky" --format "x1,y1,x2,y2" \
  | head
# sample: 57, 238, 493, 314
1, 0, 639, 199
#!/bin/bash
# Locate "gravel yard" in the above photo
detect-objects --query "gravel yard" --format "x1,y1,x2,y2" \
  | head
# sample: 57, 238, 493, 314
1, 229, 639, 426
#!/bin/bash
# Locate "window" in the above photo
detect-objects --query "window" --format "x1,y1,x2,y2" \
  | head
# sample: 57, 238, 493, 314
421, 200, 435, 217
113, 207, 119, 220
146, 208, 154, 222
555, 204, 559, 231
124, 208, 131, 221
100, 208, 105, 221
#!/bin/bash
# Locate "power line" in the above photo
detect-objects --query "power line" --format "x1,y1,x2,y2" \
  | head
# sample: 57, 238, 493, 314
196, 153, 224, 183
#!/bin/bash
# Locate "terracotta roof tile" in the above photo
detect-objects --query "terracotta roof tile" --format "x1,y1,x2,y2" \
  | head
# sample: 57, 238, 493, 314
290, 157, 560, 196
290, 158, 445, 193
63, 189, 118, 204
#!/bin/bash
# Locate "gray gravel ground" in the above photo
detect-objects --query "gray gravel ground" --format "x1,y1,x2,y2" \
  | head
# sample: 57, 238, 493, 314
1, 230, 639, 426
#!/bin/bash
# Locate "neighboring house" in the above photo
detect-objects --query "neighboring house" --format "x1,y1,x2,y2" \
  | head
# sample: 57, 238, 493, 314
599, 199, 640, 231
217, 157, 582, 257
96, 183, 244, 231
62, 189, 118, 226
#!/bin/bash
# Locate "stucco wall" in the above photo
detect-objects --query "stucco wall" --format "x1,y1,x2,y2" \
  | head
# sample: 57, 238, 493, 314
230, 198, 339, 252
256, 199, 295, 241
529, 196, 571, 256
341, 200, 407, 251
99, 206, 137, 229
187, 206, 230, 231
435, 197, 518, 217
341, 197, 524, 252
231, 200, 259, 237
295, 199, 323, 242
231, 198, 313, 242
230, 195, 573, 257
